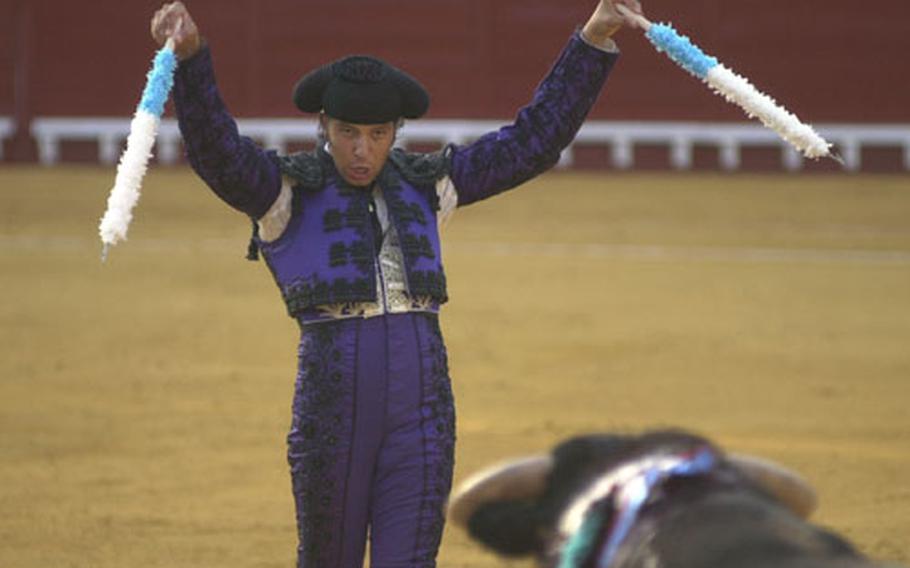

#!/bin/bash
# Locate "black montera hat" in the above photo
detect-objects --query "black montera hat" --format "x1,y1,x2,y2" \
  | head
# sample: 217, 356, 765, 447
293, 55, 430, 124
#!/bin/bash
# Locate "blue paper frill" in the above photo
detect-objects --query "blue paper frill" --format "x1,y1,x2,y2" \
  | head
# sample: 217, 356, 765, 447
646, 23, 718, 79
138, 46, 178, 117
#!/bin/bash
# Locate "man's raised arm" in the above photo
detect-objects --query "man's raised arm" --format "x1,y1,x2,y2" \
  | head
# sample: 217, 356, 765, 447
448, 0, 643, 207
152, 2, 282, 220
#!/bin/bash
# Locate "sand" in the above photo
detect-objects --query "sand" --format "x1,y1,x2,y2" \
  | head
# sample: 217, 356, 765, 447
1, 166, 908, 567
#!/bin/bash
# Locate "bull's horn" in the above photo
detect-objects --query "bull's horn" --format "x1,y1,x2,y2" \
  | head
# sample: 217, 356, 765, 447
728, 453, 818, 519
447, 454, 553, 528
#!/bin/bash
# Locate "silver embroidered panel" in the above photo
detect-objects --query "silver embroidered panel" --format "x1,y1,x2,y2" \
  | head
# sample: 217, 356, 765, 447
314, 186, 437, 321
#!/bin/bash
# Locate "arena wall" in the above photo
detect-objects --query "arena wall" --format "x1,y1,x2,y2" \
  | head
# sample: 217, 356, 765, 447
2, 0, 908, 162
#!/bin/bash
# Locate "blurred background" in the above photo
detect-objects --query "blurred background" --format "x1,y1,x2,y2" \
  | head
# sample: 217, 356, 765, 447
2, 0, 910, 170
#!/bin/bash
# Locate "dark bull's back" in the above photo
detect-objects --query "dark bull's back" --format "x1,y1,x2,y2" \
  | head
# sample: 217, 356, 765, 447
626, 477, 865, 568
454, 430, 905, 568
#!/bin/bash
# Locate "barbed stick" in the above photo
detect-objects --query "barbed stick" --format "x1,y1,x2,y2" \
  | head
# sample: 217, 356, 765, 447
616, 5, 837, 162
98, 37, 178, 262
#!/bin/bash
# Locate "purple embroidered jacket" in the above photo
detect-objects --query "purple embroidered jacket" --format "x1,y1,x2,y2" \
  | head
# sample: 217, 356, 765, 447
173, 32, 618, 317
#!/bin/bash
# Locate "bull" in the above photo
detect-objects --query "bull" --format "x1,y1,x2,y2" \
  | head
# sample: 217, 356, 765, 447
448, 429, 904, 568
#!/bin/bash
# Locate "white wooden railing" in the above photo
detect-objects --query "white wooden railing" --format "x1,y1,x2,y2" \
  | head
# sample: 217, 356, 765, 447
0, 117, 15, 160
27, 117, 910, 172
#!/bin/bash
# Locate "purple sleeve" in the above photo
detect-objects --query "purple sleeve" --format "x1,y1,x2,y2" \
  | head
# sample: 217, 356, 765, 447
173, 45, 281, 219
449, 32, 619, 207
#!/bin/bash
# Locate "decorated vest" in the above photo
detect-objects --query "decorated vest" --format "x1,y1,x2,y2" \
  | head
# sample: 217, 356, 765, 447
256, 147, 451, 318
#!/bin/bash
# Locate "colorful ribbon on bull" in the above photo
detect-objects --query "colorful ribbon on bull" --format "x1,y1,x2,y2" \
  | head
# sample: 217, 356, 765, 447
617, 5, 835, 162
557, 445, 718, 568
98, 39, 177, 261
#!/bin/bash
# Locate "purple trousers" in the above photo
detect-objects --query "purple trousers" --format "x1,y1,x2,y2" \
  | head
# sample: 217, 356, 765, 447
287, 312, 456, 567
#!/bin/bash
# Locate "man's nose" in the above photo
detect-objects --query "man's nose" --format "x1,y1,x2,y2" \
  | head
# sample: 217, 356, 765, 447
352, 137, 367, 157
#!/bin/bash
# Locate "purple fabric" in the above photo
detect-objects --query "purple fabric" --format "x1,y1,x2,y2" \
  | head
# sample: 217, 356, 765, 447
449, 32, 618, 206
173, 46, 281, 219
288, 313, 455, 567
257, 168, 448, 316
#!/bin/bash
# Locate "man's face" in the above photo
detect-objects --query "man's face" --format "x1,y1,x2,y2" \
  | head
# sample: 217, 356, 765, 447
323, 117, 396, 187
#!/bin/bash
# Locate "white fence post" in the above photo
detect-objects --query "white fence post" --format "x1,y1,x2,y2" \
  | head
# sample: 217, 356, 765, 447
611, 136, 634, 169
782, 146, 804, 171
0, 117, 14, 160
671, 136, 692, 170
719, 139, 741, 171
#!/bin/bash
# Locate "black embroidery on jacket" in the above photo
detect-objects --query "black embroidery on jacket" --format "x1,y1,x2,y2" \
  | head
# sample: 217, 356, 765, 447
282, 277, 374, 317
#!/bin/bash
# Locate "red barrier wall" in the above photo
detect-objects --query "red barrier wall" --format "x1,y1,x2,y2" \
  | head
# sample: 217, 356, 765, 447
3, 0, 909, 161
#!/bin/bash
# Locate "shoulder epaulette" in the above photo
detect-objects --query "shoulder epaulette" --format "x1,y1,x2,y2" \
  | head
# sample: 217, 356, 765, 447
278, 150, 325, 190
388, 145, 454, 188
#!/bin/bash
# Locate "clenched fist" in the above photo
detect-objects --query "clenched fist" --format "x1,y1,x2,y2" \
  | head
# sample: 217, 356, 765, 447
582, 0, 644, 46
151, 1, 202, 60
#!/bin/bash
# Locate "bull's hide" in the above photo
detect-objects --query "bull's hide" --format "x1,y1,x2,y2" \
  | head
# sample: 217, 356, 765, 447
448, 429, 904, 568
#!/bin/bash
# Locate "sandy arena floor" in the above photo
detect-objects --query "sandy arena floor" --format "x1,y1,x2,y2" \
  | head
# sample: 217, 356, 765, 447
1, 166, 908, 567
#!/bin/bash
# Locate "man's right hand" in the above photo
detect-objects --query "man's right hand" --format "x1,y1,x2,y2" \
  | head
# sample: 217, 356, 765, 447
151, 1, 202, 60
582, 0, 644, 47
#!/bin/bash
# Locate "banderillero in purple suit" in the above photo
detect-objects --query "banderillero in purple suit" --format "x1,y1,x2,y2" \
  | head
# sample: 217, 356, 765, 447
172, 31, 618, 568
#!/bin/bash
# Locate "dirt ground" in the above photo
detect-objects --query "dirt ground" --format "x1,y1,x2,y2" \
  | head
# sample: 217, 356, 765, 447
1, 166, 908, 567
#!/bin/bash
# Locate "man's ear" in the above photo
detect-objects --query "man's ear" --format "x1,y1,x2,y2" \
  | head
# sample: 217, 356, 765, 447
467, 499, 542, 557
393, 118, 405, 144
318, 113, 331, 144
